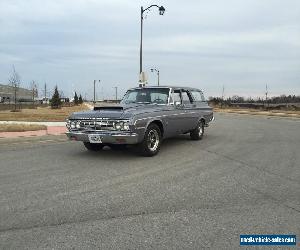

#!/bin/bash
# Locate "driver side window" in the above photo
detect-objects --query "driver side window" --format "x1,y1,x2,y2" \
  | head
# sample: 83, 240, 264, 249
150, 93, 168, 104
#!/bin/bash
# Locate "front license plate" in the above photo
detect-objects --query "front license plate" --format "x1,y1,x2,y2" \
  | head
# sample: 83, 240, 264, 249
88, 134, 103, 143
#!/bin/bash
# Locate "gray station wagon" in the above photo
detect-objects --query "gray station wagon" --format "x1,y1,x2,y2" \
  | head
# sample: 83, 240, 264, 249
66, 86, 214, 156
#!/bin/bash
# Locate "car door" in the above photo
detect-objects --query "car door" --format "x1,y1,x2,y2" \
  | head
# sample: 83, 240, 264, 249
189, 89, 211, 124
180, 89, 199, 131
164, 89, 186, 136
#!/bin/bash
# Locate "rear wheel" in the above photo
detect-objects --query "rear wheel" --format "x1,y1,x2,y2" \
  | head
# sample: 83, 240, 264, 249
83, 142, 104, 151
190, 120, 204, 140
138, 123, 162, 156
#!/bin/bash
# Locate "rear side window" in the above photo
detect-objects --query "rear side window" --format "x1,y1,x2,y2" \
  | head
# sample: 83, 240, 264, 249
191, 90, 206, 102
181, 91, 192, 104
172, 91, 181, 103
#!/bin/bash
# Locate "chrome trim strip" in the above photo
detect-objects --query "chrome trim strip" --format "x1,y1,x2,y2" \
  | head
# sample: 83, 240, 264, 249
133, 111, 198, 125
135, 127, 146, 130
66, 131, 137, 136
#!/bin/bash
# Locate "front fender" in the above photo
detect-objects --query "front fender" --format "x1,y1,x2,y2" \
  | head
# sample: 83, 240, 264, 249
133, 116, 165, 142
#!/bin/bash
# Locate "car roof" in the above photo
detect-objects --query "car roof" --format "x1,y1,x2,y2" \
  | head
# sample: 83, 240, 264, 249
128, 85, 203, 92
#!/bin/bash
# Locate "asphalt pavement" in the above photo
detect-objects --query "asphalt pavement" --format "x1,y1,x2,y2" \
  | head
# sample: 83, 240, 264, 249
0, 113, 299, 249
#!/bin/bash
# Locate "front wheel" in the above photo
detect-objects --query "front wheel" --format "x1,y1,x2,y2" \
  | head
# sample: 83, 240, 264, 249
138, 123, 162, 157
190, 120, 204, 140
83, 142, 104, 151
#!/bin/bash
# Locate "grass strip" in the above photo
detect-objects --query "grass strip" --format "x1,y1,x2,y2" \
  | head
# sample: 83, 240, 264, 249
0, 124, 47, 132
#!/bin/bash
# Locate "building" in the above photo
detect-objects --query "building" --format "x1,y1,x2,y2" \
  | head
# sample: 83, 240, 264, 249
0, 84, 35, 103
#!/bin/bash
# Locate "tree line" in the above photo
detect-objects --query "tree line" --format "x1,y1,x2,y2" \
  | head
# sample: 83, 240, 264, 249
209, 95, 300, 105
51, 86, 83, 109
6, 66, 85, 110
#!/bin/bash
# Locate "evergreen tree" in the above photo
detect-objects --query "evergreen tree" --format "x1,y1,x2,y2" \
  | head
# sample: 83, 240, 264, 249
74, 92, 79, 105
51, 86, 61, 109
78, 94, 83, 104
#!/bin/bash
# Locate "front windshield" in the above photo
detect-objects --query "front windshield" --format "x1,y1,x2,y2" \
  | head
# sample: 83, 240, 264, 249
121, 88, 170, 105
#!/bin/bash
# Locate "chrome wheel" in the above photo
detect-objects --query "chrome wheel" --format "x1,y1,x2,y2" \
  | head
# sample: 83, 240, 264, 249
190, 120, 204, 140
139, 123, 162, 156
198, 124, 203, 136
147, 129, 159, 151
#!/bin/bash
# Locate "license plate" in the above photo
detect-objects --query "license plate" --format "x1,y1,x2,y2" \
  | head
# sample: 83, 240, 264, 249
88, 134, 103, 143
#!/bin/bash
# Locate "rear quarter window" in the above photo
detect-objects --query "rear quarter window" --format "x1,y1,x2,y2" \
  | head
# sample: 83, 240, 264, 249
190, 90, 206, 102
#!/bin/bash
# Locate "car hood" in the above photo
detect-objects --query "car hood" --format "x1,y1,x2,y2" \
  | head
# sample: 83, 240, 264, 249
68, 103, 171, 120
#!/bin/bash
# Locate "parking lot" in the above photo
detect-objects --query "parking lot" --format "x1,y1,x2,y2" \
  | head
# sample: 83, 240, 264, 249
0, 113, 299, 249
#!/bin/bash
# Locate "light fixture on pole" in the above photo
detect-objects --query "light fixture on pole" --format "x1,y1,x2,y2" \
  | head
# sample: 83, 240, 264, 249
150, 68, 160, 86
139, 5, 166, 77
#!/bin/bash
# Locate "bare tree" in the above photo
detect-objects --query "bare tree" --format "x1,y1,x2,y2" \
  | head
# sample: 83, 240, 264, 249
29, 81, 38, 106
8, 65, 21, 111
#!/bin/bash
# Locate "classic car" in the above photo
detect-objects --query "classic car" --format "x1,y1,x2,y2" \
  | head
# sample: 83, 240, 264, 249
66, 86, 214, 156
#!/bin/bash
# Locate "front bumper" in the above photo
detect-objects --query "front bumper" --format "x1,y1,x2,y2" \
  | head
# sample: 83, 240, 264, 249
205, 115, 215, 127
66, 131, 139, 144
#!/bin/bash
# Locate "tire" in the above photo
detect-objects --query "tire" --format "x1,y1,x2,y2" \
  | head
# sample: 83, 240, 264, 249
83, 142, 104, 151
190, 120, 204, 140
138, 123, 162, 157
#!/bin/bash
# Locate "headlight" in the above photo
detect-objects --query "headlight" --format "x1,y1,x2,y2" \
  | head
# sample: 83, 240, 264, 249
113, 121, 130, 131
123, 122, 130, 130
76, 121, 81, 129
66, 119, 70, 128
70, 122, 76, 129
115, 122, 122, 130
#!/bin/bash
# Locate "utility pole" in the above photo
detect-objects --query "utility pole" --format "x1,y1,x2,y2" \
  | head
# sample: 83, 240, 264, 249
93, 80, 96, 104
44, 83, 46, 99
114, 86, 118, 101
221, 85, 225, 108
93, 80, 100, 104
31, 81, 37, 106
44, 83, 47, 103
265, 84, 268, 108
222, 85, 225, 100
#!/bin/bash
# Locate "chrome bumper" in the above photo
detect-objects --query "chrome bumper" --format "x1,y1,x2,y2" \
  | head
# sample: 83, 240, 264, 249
205, 115, 215, 127
66, 131, 139, 144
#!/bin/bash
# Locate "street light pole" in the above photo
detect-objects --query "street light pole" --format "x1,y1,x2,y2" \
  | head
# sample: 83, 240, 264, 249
114, 86, 118, 101
151, 68, 160, 86
139, 5, 165, 75
93, 80, 100, 104
140, 6, 143, 74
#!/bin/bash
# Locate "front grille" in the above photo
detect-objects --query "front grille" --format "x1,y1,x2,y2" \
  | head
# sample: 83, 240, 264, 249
79, 120, 115, 131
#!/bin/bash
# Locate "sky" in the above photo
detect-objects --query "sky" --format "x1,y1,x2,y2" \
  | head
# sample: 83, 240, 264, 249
0, 0, 299, 99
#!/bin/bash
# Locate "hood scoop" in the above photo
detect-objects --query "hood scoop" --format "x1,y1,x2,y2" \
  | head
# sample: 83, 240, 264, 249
94, 106, 123, 111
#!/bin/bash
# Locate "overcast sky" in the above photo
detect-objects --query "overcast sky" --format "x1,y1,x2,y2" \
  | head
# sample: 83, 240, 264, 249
0, 0, 299, 99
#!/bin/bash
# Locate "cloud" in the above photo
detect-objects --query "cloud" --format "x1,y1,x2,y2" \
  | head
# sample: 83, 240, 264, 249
0, 0, 299, 98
